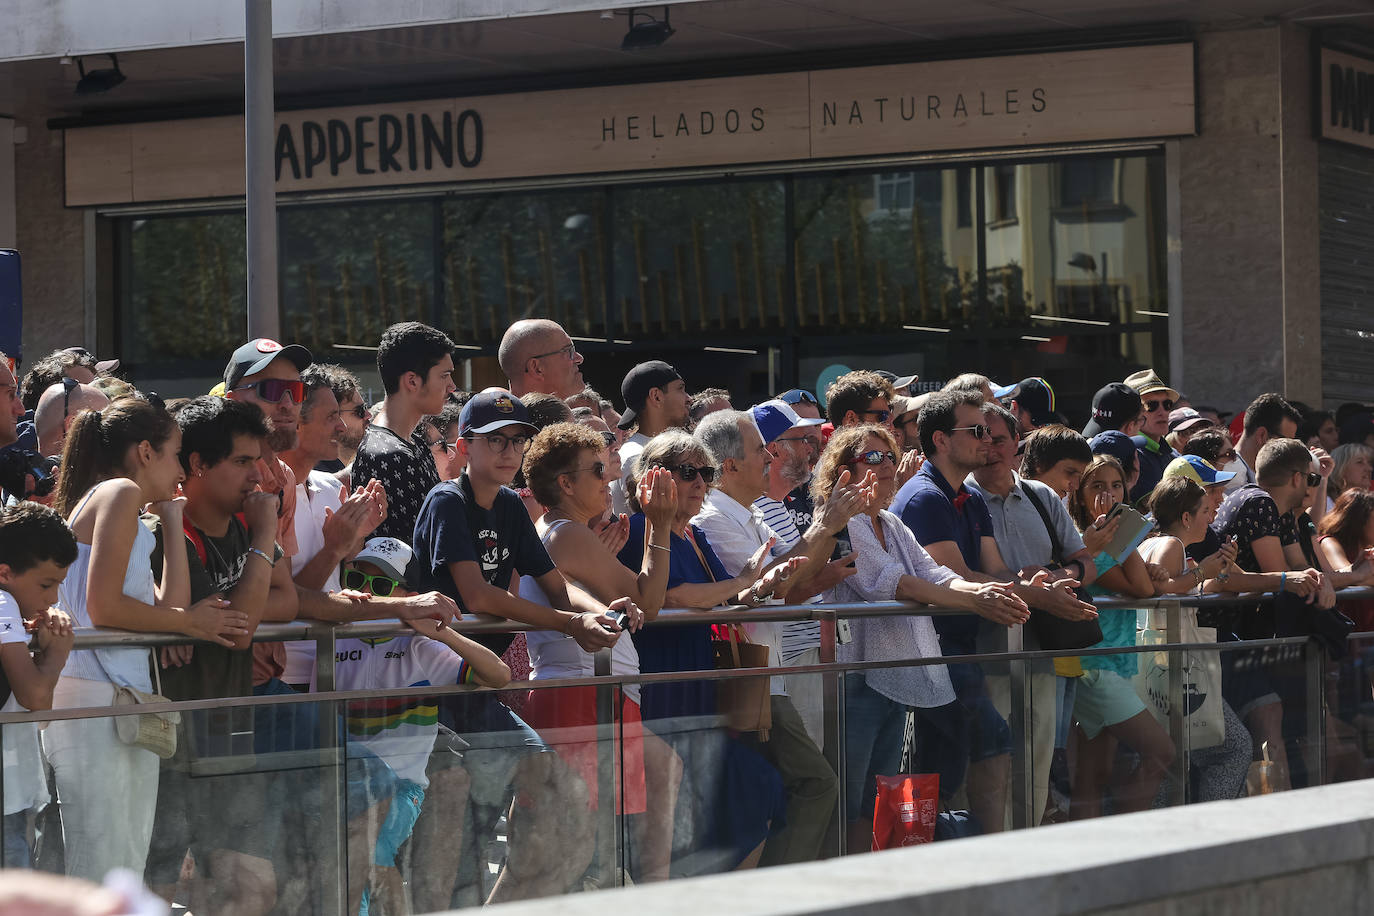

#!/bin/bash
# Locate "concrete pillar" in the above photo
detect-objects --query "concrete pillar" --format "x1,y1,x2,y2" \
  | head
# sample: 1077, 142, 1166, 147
1178, 25, 1322, 409
15, 119, 86, 363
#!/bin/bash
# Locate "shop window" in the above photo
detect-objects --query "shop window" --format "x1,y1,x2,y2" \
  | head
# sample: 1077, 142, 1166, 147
990, 164, 1018, 225
1058, 157, 1120, 211
955, 166, 973, 228
873, 172, 915, 214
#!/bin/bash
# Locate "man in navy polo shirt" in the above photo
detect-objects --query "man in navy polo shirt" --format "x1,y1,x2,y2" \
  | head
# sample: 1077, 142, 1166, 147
889, 388, 1022, 832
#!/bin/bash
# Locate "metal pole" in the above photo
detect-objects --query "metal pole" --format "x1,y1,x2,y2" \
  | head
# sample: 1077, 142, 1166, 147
245, 0, 280, 340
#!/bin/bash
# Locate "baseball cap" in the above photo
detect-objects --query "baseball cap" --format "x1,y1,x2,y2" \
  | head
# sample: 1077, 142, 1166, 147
1167, 407, 1212, 436
777, 388, 820, 409
459, 388, 538, 437
1088, 430, 1139, 471
751, 399, 823, 444
63, 346, 120, 375
875, 369, 918, 391
353, 536, 413, 584
1163, 454, 1236, 487
1083, 383, 1144, 438
1123, 368, 1180, 403
224, 338, 312, 391
618, 360, 682, 431
999, 377, 1062, 426
889, 395, 921, 425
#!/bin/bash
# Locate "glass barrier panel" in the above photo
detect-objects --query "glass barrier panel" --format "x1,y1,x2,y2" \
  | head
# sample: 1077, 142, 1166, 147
1322, 625, 1374, 785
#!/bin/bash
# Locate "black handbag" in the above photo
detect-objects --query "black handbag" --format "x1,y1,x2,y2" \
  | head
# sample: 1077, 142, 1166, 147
1019, 482, 1105, 651
1273, 589, 1355, 661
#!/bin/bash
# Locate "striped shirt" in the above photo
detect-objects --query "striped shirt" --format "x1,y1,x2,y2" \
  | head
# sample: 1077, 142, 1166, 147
754, 495, 822, 660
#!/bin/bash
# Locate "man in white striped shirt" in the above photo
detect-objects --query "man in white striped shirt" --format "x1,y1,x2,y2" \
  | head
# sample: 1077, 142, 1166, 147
750, 399, 853, 748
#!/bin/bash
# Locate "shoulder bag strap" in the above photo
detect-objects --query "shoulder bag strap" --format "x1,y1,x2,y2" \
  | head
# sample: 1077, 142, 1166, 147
1019, 481, 1067, 567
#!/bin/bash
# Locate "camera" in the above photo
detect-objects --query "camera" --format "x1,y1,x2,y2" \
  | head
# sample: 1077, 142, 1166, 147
0, 448, 59, 499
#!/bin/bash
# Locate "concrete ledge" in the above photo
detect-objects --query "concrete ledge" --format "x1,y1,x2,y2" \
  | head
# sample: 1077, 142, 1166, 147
464, 781, 1374, 916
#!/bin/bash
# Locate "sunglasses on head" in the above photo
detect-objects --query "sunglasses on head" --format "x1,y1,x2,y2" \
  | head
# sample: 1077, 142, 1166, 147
1144, 398, 1175, 412
342, 568, 401, 597
853, 449, 897, 466
660, 463, 716, 483
779, 389, 819, 406
233, 378, 306, 405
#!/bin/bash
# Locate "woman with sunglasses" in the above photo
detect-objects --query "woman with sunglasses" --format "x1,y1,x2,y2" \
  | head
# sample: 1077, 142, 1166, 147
615, 429, 791, 870
812, 424, 1026, 851
519, 422, 681, 881
45, 397, 250, 881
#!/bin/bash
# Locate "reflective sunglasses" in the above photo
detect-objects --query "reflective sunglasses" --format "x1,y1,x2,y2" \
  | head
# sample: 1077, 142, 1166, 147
778, 389, 819, 406
853, 449, 897, 466
951, 424, 990, 440
233, 378, 306, 405
1144, 398, 1175, 413
342, 568, 401, 597
1305, 471, 1324, 489
565, 461, 607, 480
860, 409, 891, 423
467, 433, 532, 453
660, 463, 716, 483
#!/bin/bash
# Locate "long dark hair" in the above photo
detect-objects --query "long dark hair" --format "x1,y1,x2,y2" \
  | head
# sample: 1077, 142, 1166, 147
54, 396, 177, 518
1318, 488, 1374, 562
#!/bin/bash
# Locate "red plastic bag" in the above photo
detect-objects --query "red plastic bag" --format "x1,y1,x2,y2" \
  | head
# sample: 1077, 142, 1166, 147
871, 774, 939, 851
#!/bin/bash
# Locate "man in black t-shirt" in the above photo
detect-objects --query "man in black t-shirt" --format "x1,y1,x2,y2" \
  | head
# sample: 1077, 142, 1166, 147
412, 388, 627, 902
145, 397, 297, 915
352, 322, 456, 547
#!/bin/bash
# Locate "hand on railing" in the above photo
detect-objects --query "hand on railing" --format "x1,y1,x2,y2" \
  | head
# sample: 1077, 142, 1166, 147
566, 610, 622, 651
391, 591, 460, 631
32, 606, 75, 654
1026, 569, 1098, 621
756, 556, 809, 603
1280, 568, 1322, 601
1197, 541, 1238, 581
958, 581, 1029, 627
182, 594, 249, 647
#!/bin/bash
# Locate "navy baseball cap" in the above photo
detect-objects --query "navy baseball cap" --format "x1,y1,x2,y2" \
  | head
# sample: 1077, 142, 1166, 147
1083, 383, 1143, 438
618, 360, 682, 430
1088, 429, 1139, 471
224, 338, 312, 390
459, 388, 538, 437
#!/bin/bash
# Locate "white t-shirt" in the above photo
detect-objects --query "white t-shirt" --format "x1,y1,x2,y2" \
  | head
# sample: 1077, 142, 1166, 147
285, 470, 346, 685
0, 591, 49, 815
334, 634, 469, 786
610, 432, 652, 517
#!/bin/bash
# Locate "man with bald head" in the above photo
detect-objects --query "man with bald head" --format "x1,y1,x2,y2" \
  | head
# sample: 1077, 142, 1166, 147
34, 380, 110, 457
498, 319, 585, 400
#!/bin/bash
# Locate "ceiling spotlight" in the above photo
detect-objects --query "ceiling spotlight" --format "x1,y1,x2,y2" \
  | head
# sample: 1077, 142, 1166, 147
75, 54, 126, 95
621, 7, 675, 51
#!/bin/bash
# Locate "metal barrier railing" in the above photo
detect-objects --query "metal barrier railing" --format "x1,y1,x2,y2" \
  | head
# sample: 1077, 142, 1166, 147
2, 586, 1371, 879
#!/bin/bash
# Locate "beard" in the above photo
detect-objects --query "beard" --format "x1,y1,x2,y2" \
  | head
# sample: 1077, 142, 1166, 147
337, 427, 365, 451
267, 423, 298, 454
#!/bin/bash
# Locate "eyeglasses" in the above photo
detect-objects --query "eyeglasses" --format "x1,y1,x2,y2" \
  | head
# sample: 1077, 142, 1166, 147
428, 438, 457, 454
1305, 471, 1324, 489
852, 450, 897, 466
951, 425, 990, 440
531, 342, 578, 362
778, 389, 819, 406
776, 434, 821, 450
342, 568, 402, 597
598, 431, 617, 448
860, 409, 891, 423
61, 376, 80, 419
1144, 399, 1175, 413
565, 461, 607, 480
347, 404, 369, 420
659, 463, 716, 483
233, 378, 306, 405
466, 433, 531, 454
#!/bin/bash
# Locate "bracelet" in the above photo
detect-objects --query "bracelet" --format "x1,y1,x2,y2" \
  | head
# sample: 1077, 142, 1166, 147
1278, 571, 1287, 594
247, 546, 275, 568
647, 543, 672, 553
562, 614, 578, 635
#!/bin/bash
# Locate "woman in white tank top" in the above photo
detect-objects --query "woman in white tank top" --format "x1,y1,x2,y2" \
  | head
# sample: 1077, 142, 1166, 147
44, 397, 249, 881
519, 422, 682, 883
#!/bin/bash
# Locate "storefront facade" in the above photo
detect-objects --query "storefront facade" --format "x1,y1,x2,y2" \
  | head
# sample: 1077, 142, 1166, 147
5, 4, 1373, 415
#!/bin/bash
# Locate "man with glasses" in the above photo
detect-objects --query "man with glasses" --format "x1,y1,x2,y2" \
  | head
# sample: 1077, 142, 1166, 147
499, 318, 585, 401
824, 370, 895, 430
1123, 369, 1182, 504
410, 388, 627, 902
33, 378, 109, 457
353, 322, 457, 549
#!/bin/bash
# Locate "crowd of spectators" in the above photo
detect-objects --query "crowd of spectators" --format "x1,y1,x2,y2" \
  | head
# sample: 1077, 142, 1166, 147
1, 323, 1372, 912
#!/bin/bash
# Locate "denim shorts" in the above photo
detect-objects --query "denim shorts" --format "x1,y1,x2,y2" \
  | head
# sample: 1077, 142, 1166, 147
842, 673, 908, 823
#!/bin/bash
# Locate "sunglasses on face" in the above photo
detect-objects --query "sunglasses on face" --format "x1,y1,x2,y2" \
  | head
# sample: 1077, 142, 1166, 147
60, 376, 80, 419
466, 433, 531, 454
565, 461, 607, 480
1305, 471, 1324, 489
1144, 399, 1175, 413
342, 568, 401, 597
860, 409, 891, 423
233, 378, 306, 405
779, 389, 819, 406
852, 449, 898, 466
347, 404, 369, 420
951, 424, 990, 440
659, 463, 716, 483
